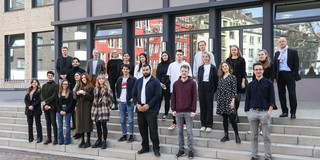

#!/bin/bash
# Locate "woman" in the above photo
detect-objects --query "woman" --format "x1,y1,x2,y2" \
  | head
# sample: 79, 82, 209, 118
226, 45, 246, 123
134, 53, 149, 79
24, 79, 42, 143
198, 52, 218, 132
253, 49, 274, 80
156, 51, 172, 119
118, 52, 135, 77
107, 50, 122, 110
72, 72, 82, 139
216, 62, 241, 143
91, 75, 113, 149
56, 79, 73, 145
75, 73, 94, 148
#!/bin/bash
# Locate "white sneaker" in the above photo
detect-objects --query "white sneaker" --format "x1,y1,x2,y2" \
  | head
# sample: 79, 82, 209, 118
168, 123, 176, 130
200, 127, 206, 132
183, 124, 187, 130
205, 128, 212, 132
259, 131, 263, 135
247, 131, 251, 134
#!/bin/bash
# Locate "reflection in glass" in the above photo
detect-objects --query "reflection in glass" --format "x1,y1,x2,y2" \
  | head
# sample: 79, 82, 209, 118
62, 25, 87, 41
135, 38, 148, 64
95, 38, 123, 64
175, 13, 209, 32
175, 34, 191, 63
221, 30, 239, 61
9, 34, 25, 47
34, 0, 54, 7
243, 28, 262, 76
274, 21, 320, 75
192, 33, 209, 61
221, 7, 263, 27
9, 48, 25, 80
95, 23, 122, 37
276, 2, 320, 21
63, 41, 87, 69
135, 18, 163, 36
6, 0, 24, 11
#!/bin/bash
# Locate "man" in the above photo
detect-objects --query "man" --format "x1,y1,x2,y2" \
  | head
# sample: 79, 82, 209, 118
66, 57, 85, 134
86, 49, 106, 86
132, 64, 162, 157
171, 65, 197, 159
274, 37, 300, 119
56, 46, 73, 83
245, 62, 275, 160
41, 71, 59, 145
193, 40, 216, 80
167, 49, 192, 130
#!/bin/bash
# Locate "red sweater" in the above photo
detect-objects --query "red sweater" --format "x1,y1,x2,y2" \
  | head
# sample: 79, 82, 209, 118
171, 77, 197, 112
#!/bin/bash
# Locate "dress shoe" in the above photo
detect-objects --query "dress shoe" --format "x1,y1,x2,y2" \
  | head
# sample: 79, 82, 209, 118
71, 126, 75, 130
111, 104, 118, 110
235, 134, 241, 143
154, 150, 161, 157
251, 157, 258, 160
220, 133, 230, 142
43, 139, 52, 145
279, 113, 288, 117
91, 139, 102, 148
73, 133, 81, 139
101, 140, 107, 149
78, 141, 85, 148
137, 148, 149, 154
53, 139, 58, 145
290, 114, 296, 119
36, 138, 42, 143
28, 138, 34, 143
82, 141, 91, 148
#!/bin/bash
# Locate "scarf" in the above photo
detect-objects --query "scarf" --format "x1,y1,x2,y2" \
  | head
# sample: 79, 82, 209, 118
278, 45, 288, 63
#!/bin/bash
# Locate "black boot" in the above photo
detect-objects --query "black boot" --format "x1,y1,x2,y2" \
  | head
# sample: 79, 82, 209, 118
91, 139, 102, 148
101, 140, 107, 149
220, 132, 230, 142
235, 134, 241, 143
111, 104, 118, 110
78, 133, 85, 148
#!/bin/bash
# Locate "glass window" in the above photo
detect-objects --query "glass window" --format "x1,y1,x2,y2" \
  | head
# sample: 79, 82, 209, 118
7, 34, 25, 80
6, 0, 24, 11
274, 21, 320, 76
95, 38, 123, 64
175, 13, 209, 32
135, 18, 163, 36
192, 32, 209, 60
35, 31, 55, 79
62, 25, 87, 41
95, 23, 122, 37
175, 34, 191, 64
276, 2, 320, 21
221, 7, 263, 27
221, 30, 239, 61
244, 28, 262, 76
34, 0, 54, 7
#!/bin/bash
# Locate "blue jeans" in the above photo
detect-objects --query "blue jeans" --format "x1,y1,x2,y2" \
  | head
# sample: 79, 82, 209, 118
57, 112, 72, 144
119, 102, 134, 135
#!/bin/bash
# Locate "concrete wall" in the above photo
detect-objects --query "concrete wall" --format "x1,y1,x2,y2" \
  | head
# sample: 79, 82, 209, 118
169, 0, 209, 7
59, 0, 86, 21
92, 0, 122, 17
128, 0, 162, 12
0, 1, 54, 80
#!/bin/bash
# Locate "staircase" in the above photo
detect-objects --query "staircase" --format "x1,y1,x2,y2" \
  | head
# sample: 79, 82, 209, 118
0, 103, 319, 160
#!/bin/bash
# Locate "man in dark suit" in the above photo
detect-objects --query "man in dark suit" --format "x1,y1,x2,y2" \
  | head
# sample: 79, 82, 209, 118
86, 49, 106, 86
274, 37, 300, 119
41, 71, 59, 144
132, 64, 162, 157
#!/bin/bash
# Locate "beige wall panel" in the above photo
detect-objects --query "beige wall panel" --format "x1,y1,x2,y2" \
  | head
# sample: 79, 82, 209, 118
169, 0, 209, 7
129, 0, 162, 12
60, 0, 86, 21
92, 0, 122, 16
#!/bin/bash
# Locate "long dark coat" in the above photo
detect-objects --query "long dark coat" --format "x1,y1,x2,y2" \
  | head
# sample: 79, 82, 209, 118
75, 85, 94, 133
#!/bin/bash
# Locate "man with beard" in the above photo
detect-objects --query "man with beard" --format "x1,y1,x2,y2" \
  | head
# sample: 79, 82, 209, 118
132, 64, 162, 157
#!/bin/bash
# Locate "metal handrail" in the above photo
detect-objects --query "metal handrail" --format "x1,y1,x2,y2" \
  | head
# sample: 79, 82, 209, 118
0, 79, 48, 89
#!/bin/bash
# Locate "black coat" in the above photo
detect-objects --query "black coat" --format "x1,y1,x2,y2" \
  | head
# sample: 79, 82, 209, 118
56, 92, 74, 114
56, 56, 73, 78
41, 81, 59, 111
116, 75, 137, 105
156, 62, 170, 89
226, 57, 246, 93
24, 90, 42, 116
198, 64, 218, 92
253, 61, 274, 81
274, 48, 301, 81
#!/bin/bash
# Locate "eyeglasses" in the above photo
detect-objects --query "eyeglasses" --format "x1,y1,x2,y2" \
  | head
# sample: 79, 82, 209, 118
254, 69, 263, 71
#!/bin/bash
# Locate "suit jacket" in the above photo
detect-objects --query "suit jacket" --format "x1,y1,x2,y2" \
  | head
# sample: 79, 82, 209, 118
24, 90, 42, 116
274, 48, 301, 81
41, 81, 59, 111
86, 59, 106, 80
198, 64, 218, 92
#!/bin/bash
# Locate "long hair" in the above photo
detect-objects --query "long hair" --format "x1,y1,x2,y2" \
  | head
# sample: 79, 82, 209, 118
160, 51, 172, 64
228, 45, 243, 58
26, 79, 41, 95
58, 79, 70, 98
218, 62, 233, 77
201, 52, 212, 65
138, 53, 148, 72
80, 73, 91, 90
258, 49, 271, 69
95, 74, 110, 89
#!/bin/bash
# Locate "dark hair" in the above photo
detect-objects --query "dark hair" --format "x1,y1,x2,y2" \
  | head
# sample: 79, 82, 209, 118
198, 40, 206, 46
58, 79, 70, 98
26, 79, 41, 95
253, 62, 264, 70
218, 62, 233, 77
121, 64, 131, 70
228, 45, 243, 58
176, 49, 184, 54
138, 53, 148, 72
72, 57, 80, 63
123, 52, 130, 57
160, 51, 172, 64
47, 71, 54, 76
180, 64, 189, 71
142, 64, 151, 70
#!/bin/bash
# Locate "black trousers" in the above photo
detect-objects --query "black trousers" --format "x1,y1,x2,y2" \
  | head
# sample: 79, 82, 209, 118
44, 110, 57, 140
27, 115, 42, 140
159, 88, 171, 115
96, 121, 108, 140
108, 78, 117, 105
199, 82, 214, 128
277, 71, 297, 115
222, 114, 238, 135
137, 112, 160, 150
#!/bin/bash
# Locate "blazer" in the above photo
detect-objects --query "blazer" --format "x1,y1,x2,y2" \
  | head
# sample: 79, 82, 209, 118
198, 64, 218, 92
86, 59, 106, 80
41, 81, 59, 111
132, 76, 162, 113
274, 48, 301, 81
56, 91, 74, 114
24, 90, 42, 116
116, 75, 137, 105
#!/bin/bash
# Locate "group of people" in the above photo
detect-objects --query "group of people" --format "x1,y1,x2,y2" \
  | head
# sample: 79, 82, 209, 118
24, 37, 300, 160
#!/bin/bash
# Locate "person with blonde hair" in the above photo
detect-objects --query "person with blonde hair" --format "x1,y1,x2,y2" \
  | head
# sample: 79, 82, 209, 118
253, 49, 274, 80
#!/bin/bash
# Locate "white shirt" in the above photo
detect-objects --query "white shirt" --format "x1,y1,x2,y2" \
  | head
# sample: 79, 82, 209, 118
279, 49, 291, 71
193, 51, 215, 79
203, 64, 211, 82
167, 61, 192, 93
120, 77, 128, 102
134, 64, 152, 79
141, 76, 151, 104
